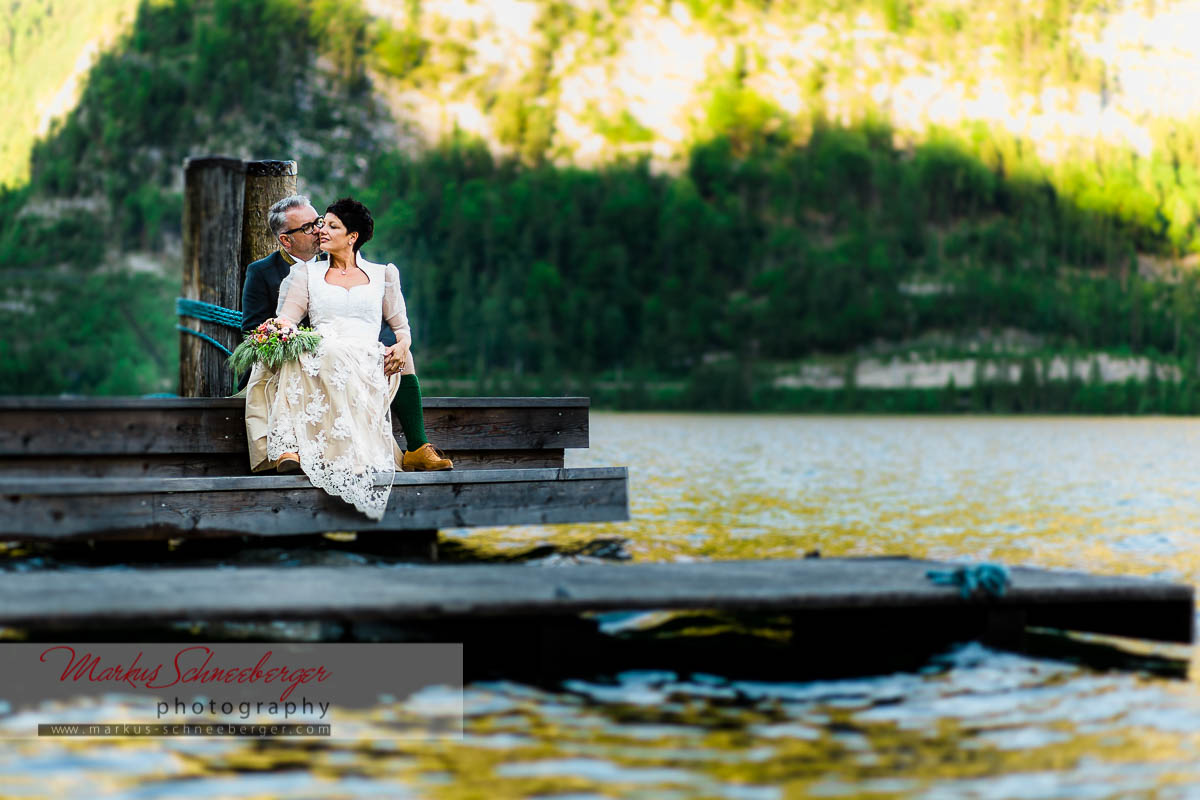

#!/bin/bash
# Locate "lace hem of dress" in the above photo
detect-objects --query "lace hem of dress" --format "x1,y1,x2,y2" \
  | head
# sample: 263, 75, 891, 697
267, 429, 395, 521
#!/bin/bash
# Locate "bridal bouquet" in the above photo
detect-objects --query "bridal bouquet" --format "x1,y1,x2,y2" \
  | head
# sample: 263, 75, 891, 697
228, 318, 322, 373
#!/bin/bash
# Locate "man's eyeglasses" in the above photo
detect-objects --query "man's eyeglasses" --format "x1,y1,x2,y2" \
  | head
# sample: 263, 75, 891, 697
282, 218, 325, 236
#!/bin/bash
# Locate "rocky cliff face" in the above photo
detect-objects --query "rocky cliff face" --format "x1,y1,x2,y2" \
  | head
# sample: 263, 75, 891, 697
364, 0, 1200, 168
1, 0, 139, 188
13, 0, 1199, 184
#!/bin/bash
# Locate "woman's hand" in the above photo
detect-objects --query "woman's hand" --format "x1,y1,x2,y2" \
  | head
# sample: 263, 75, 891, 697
272, 317, 298, 332
383, 343, 407, 376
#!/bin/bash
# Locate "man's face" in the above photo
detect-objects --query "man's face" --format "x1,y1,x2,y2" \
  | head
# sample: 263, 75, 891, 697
279, 204, 321, 261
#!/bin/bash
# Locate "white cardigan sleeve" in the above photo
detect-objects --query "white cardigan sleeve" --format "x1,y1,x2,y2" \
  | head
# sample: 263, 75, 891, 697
275, 262, 310, 325
382, 262, 412, 352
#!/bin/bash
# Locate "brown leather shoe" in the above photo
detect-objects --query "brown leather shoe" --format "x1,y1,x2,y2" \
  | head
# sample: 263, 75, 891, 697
401, 443, 453, 472
277, 452, 301, 473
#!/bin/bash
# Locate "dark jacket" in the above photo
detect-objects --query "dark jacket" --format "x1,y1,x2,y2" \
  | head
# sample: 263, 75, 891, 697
238, 250, 396, 389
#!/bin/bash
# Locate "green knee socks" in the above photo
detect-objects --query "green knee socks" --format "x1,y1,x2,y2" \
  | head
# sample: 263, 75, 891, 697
392, 373, 429, 451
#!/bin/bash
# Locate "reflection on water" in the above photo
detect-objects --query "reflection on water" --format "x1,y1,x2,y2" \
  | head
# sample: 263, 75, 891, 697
5, 414, 1200, 798
468, 414, 1200, 585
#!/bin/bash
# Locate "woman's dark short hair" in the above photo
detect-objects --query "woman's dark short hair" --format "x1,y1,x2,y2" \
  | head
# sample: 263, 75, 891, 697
326, 197, 373, 253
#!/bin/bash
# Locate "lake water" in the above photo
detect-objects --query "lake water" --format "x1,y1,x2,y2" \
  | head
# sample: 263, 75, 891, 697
4, 413, 1200, 798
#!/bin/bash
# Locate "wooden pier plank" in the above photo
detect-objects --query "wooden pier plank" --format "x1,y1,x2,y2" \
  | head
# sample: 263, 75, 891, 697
0, 467, 629, 539
0, 558, 1188, 642
0, 397, 589, 456
0, 449, 567, 477
0, 397, 591, 409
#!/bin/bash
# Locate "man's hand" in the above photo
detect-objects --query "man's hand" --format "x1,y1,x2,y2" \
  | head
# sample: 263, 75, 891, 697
383, 343, 407, 376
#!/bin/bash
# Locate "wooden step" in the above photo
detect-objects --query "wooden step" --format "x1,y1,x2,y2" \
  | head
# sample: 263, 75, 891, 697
0, 396, 588, 474
0, 467, 629, 539
0, 558, 1189, 643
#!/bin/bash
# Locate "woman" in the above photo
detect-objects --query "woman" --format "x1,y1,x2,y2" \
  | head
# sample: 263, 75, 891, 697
247, 197, 412, 520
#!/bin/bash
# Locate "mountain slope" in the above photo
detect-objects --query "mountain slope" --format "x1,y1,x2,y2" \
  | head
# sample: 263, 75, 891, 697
3, 0, 1200, 410
365, 0, 1200, 254
1, 0, 393, 394
0, 0, 139, 188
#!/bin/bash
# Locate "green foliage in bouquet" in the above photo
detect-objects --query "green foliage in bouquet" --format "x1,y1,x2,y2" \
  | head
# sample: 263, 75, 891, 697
228, 320, 322, 374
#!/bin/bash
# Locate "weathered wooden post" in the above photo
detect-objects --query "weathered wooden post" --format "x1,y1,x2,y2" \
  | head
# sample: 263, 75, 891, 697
240, 160, 298, 272
180, 157, 246, 398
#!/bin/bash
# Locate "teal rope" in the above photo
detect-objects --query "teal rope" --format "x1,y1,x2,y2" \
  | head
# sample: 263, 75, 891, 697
176, 297, 242, 329
175, 297, 241, 359
926, 563, 1010, 599
175, 324, 233, 356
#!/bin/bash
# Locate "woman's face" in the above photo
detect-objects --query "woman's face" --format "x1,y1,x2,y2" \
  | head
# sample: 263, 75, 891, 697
319, 212, 356, 254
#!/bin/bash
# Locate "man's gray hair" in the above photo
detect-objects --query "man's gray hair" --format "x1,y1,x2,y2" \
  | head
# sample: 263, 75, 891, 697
267, 195, 314, 237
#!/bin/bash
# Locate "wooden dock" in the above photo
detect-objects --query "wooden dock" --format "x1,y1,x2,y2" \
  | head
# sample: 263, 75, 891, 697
0, 396, 590, 475
0, 396, 627, 545
0, 468, 628, 539
0, 557, 1190, 644
0, 392, 1191, 672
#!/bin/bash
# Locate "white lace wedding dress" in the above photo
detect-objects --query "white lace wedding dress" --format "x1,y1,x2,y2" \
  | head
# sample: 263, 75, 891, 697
243, 253, 410, 520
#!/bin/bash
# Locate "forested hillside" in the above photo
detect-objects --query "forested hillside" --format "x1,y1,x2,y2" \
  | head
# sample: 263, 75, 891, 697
1, 0, 390, 393
0, 0, 139, 188
3, 0, 1200, 412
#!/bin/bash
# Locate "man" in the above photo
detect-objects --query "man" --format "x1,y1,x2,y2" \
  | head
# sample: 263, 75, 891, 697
241, 194, 452, 471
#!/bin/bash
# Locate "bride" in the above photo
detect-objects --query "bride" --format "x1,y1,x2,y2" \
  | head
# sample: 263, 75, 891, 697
247, 197, 412, 520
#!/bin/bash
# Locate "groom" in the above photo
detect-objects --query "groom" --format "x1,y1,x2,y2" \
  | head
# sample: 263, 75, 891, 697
241, 194, 453, 472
